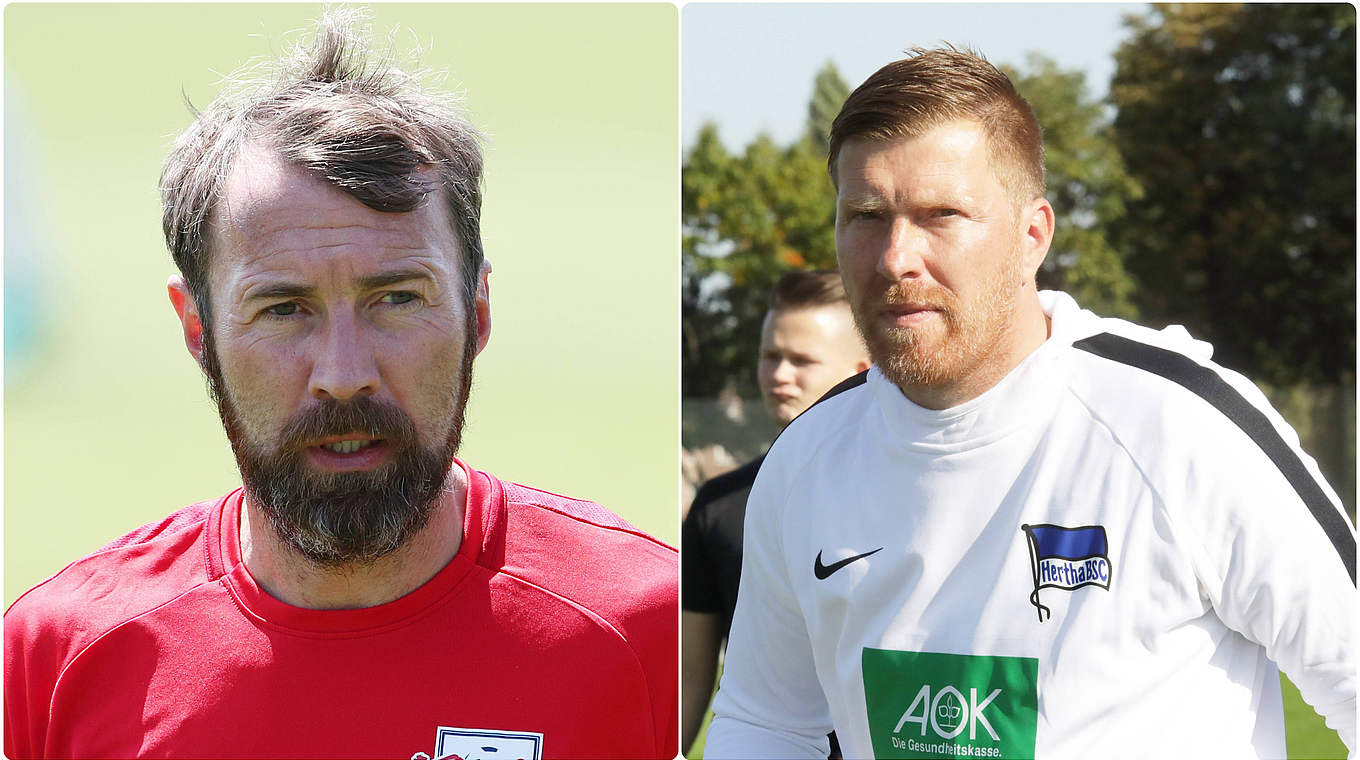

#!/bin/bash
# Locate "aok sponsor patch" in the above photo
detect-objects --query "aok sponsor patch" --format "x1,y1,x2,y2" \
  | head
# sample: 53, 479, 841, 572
863, 649, 1037, 759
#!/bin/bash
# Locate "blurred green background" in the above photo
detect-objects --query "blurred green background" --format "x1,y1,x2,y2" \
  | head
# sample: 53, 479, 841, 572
4, 3, 679, 606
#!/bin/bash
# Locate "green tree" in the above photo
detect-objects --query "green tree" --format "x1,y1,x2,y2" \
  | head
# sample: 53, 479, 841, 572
1005, 54, 1142, 319
682, 128, 836, 397
806, 61, 850, 150
1110, 3, 1356, 386
683, 66, 847, 397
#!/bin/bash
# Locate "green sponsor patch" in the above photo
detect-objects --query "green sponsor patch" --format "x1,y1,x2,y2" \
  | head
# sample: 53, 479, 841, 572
862, 648, 1038, 759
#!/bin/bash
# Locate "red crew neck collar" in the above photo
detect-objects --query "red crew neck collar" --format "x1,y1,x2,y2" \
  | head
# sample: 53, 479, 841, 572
208, 458, 499, 636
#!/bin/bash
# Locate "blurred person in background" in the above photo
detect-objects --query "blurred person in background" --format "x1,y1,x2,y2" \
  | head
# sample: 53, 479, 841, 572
705, 47, 1354, 759
4, 12, 676, 759
683, 269, 869, 756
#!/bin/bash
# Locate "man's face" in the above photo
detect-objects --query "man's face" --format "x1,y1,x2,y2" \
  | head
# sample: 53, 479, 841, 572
176, 143, 489, 567
834, 120, 1037, 406
757, 305, 868, 428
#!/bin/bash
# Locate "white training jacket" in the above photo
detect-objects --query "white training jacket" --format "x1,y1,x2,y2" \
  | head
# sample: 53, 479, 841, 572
706, 291, 1355, 760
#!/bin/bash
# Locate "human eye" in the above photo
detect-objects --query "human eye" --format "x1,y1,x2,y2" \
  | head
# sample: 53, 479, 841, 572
933, 207, 961, 218
262, 301, 301, 318
378, 291, 422, 307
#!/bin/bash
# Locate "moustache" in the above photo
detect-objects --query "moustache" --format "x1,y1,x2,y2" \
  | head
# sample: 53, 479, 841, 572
277, 396, 420, 453
871, 283, 957, 318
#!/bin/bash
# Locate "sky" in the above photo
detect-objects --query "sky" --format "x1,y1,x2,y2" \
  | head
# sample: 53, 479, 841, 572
683, 3, 1150, 150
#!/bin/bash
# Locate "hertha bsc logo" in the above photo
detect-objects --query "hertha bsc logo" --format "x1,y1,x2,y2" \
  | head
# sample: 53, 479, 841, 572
1020, 523, 1113, 622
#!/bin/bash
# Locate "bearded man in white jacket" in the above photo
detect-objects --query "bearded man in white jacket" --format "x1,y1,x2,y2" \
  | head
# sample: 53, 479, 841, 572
704, 47, 1355, 760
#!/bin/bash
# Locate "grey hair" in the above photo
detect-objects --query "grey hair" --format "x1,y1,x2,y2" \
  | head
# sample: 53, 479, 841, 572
160, 8, 485, 326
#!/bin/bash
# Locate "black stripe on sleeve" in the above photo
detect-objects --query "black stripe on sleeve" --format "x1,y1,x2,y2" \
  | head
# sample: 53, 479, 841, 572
1074, 332, 1356, 585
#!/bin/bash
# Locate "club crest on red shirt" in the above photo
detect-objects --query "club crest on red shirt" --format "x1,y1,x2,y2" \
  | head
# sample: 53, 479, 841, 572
410, 726, 544, 760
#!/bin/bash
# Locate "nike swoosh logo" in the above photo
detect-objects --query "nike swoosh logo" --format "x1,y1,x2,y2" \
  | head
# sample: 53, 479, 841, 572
814, 547, 883, 579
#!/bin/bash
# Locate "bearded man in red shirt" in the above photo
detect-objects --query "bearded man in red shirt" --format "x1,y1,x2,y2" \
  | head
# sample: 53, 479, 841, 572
4, 11, 677, 759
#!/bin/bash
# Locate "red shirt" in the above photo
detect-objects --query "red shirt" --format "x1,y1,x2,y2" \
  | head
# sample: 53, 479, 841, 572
5, 461, 678, 759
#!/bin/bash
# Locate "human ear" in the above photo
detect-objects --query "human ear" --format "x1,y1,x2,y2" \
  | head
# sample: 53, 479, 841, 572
1019, 197, 1055, 281
168, 275, 207, 370
474, 259, 492, 356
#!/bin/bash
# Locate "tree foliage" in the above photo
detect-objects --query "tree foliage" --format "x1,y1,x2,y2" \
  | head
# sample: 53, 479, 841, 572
1005, 55, 1142, 320
683, 63, 846, 397
1110, 3, 1356, 386
806, 62, 850, 150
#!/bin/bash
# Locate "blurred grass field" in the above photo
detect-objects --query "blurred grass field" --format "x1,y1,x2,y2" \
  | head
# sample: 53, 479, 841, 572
1281, 675, 1349, 759
4, 4, 678, 606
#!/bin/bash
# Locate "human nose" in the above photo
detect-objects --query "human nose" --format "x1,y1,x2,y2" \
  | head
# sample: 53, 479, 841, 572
876, 217, 926, 281
307, 312, 379, 402
772, 358, 797, 384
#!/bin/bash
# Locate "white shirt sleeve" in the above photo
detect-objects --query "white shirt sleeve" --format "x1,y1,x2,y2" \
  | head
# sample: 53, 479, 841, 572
1165, 373, 1356, 756
704, 455, 832, 760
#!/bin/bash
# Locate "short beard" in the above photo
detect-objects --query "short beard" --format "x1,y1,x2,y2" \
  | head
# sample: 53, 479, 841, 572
853, 253, 1021, 397
202, 325, 474, 570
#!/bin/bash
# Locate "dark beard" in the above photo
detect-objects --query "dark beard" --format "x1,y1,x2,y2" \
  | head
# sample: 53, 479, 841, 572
202, 329, 474, 569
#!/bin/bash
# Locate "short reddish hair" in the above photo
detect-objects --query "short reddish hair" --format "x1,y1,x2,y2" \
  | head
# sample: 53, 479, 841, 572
828, 46, 1045, 203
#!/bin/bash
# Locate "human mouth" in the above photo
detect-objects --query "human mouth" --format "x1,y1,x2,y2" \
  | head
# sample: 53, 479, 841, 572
880, 302, 942, 327
320, 439, 378, 454
306, 435, 389, 470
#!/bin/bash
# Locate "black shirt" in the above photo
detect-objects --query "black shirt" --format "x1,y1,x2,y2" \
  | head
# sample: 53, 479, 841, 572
682, 454, 844, 759
681, 455, 764, 640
